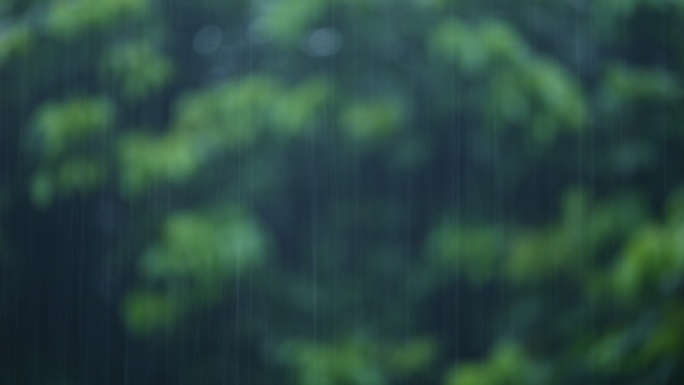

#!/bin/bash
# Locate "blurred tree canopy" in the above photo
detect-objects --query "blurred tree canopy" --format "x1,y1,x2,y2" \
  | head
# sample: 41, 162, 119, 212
1, 0, 684, 384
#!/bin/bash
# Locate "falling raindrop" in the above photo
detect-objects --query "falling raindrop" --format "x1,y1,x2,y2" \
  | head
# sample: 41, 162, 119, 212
193, 25, 224, 55
304, 27, 343, 57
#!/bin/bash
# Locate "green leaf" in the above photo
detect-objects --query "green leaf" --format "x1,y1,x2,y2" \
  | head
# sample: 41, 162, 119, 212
122, 290, 183, 337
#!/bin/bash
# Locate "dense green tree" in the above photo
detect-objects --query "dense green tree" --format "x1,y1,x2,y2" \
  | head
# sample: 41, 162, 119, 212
1, 0, 683, 384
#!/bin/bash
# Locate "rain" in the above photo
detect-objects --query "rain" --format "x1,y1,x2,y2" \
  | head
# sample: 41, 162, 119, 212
1, 1, 683, 385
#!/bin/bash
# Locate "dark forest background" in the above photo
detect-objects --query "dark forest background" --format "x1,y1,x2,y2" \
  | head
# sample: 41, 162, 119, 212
2, 0, 684, 384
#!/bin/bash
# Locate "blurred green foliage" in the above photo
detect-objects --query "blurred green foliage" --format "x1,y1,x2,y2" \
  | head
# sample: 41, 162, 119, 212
139, 209, 267, 289
0, 23, 31, 67
121, 208, 268, 336
32, 98, 113, 158
281, 336, 436, 385
102, 39, 174, 101
47, 0, 150, 38
122, 289, 184, 336
446, 343, 546, 385
2, 0, 684, 384
430, 17, 587, 144
341, 98, 406, 144
28, 98, 112, 207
